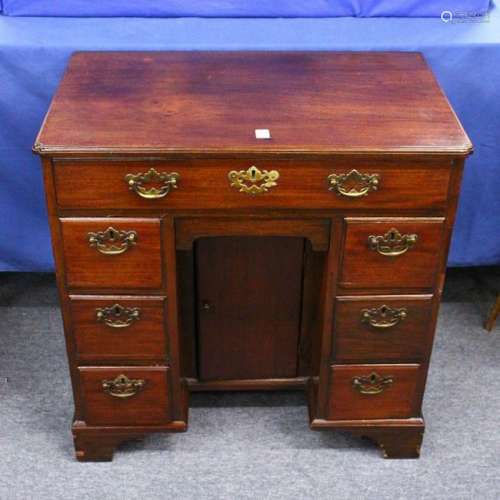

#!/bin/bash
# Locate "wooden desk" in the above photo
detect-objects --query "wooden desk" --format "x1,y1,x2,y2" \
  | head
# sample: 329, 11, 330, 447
34, 51, 472, 460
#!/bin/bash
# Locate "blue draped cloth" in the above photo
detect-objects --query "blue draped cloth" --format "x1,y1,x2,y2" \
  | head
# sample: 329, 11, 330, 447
0, 1, 492, 18
0, 9, 499, 270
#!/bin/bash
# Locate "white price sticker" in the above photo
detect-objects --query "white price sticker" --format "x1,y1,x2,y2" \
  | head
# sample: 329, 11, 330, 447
255, 129, 271, 140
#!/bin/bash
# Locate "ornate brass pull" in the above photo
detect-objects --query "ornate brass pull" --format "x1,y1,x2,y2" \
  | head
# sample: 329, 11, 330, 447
361, 305, 408, 329
96, 304, 141, 328
368, 228, 417, 257
87, 227, 137, 255
125, 168, 179, 199
228, 165, 279, 195
102, 374, 146, 399
327, 169, 380, 198
352, 372, 393, 395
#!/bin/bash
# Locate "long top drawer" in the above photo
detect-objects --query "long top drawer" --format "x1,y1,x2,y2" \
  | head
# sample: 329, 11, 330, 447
53, 158, 452, 211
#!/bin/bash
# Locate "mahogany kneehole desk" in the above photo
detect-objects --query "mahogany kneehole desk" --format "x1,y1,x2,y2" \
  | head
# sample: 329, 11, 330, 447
34, 51, 472, 461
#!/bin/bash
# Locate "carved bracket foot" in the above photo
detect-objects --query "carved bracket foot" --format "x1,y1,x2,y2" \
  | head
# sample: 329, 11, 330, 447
73, 432, 144, 462
351, 426, 424, 459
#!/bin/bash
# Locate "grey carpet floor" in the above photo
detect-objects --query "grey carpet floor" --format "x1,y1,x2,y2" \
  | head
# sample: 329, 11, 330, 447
0, 269, 499, 500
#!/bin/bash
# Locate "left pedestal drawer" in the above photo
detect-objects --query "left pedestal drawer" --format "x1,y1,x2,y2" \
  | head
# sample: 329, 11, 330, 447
60, 218, 163, 290
78, 367, 171, 426
70, 296, 168, 363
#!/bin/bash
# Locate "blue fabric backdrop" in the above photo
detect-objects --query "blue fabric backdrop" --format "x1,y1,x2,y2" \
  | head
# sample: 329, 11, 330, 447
0, 1, 492, 18
0, 9, 499, 271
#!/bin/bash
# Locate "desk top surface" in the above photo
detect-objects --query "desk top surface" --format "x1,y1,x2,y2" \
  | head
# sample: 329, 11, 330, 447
34, 51, 472, 157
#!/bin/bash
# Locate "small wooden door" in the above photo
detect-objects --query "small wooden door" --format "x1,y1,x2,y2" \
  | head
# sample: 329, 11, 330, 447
196, 237, 304, 381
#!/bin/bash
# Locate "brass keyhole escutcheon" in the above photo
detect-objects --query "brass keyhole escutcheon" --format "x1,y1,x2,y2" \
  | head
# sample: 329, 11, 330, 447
228, 165, 279, 195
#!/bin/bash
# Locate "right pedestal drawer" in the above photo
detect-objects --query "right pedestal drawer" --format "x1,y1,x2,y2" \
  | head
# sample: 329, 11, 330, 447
327, 364, 421, 421
340, 218, 445, 290
332, 296, 433, 362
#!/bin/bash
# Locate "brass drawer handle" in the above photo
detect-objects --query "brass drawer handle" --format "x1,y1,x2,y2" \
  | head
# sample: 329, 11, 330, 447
361, 305, 408, 329
102, 374, 145, 399
228, 165, 279, 195
87, 227, 137, 255
96, 304, 141, 328
368, 228, 417, 257
352, 372, 393, 395
327, 169, 380, 198
125, 168, 179, 199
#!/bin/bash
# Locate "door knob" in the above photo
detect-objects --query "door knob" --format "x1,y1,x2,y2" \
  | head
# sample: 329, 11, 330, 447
201, 300, 214, 312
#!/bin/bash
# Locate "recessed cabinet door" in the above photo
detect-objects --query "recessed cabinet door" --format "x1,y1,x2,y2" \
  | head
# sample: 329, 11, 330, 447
196, 237, 304, 381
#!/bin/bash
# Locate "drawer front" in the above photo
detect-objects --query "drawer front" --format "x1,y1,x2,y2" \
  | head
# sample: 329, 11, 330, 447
333, 296, 433, 362
79, 367, 170, 425
70, 296, 168, 362
340, 218, 445, 290
54, 159, 451, 211
61, 218, 163, 290
327, 364, 420, 420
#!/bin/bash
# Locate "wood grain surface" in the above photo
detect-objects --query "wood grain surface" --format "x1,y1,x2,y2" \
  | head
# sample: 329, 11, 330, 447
35, 52, 472, 156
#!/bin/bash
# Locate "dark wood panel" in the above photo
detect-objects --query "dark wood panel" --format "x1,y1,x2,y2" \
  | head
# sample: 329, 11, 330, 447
333, 295, 433, 362
69, 296, 167, 363
327, 364, 420, 420
60, 217, 163, 290
340, 218, 445, 290
187, 377, 308, 391
79, 367, 170, 425
177, 250, 198, 378
34, 52, 471, 156
161, 216, 186, 421
298, 243, 325, 376
315, 219, 343, 419
176, 217, 330, 251
196, 237, 304, 380
53, 159, 451, 211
